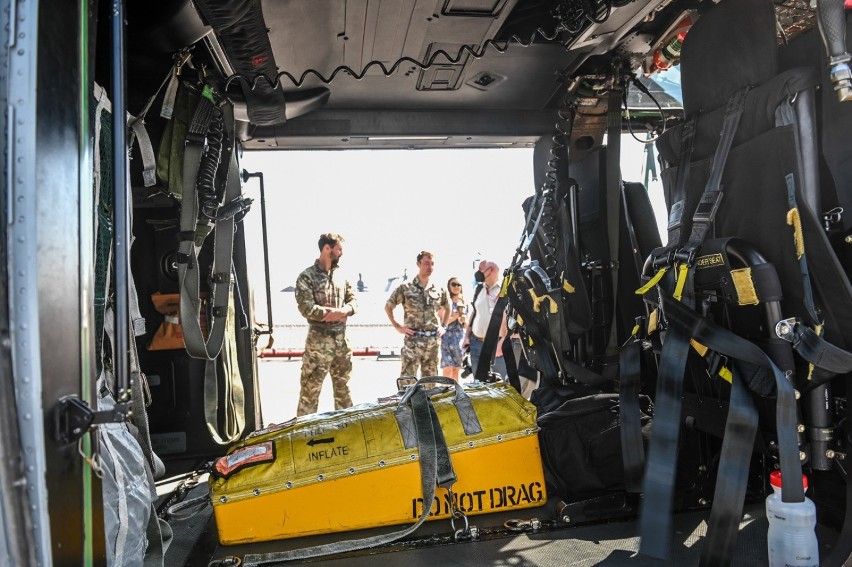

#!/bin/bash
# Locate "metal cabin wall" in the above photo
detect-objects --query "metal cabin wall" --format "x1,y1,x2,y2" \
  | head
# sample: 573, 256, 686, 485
35, 0, 105, 564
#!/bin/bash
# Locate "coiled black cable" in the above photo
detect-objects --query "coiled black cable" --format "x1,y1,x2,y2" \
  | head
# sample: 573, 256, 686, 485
552, 0, 612, 34
538, 90, 576, 282
224, 24, 574, 92
507, 88, 575, 273
197, 105, 225, 221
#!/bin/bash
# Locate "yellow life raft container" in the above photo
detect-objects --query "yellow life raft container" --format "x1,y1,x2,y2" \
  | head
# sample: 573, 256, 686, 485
209, 380, 545, 545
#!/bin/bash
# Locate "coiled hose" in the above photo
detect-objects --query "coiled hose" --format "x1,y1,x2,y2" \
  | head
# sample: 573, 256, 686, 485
196, 104, 225, 222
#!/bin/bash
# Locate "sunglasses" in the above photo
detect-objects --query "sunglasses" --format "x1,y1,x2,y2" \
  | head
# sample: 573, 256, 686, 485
449, 282, 462, 287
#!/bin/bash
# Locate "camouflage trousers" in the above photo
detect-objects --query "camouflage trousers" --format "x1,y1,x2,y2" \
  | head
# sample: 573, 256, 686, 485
297, 329, 353, 416
400, 336, 439, 378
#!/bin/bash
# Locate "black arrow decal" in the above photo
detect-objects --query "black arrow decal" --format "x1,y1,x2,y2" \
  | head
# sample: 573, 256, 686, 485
307, 437, 335, 447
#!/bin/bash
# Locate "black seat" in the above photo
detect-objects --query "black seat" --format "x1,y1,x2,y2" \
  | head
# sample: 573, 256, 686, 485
636, 0, 852, 563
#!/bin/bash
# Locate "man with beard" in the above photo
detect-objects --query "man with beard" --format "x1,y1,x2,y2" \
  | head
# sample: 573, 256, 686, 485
385, 250, 450, 378
294, 233, 358, 416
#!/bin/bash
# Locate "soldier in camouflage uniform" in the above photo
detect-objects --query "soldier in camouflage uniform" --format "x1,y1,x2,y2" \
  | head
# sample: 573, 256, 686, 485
295, 233, 358, 416
385, 251, 450, 377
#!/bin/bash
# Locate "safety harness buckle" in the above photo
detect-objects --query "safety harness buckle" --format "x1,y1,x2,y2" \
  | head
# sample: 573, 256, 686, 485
673, 247, 697, 266
774, 317, 800, 344
652, 248, 676, 270
175, 252, 193, 268
209, 271, 232, 285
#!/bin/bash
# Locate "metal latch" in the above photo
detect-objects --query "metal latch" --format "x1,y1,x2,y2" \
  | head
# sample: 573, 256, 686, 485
54, 396, 130, 445
775, 317, 799, 343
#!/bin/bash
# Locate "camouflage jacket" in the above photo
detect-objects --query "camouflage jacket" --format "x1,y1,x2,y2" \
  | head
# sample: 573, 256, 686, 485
386, 277, 449, 331
295, 261, 357, 331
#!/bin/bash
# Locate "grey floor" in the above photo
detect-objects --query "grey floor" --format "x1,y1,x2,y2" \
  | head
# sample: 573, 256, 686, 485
165, 487, 840, 566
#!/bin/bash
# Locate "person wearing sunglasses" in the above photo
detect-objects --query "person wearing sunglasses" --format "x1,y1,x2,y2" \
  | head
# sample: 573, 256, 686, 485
440, 278, 468, 380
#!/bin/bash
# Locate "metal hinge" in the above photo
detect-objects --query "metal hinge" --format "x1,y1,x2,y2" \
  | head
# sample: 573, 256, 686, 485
54, 396, 130, 445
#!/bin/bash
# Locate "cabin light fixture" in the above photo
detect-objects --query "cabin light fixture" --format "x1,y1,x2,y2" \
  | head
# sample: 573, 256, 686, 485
466, 71, 507, 91
366, 136, 450, 141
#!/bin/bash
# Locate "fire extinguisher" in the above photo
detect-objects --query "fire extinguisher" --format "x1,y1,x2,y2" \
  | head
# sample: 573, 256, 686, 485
649, 17, 693, 73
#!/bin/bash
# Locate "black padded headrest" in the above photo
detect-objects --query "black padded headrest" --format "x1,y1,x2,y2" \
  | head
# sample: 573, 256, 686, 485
681, 0, 779, 114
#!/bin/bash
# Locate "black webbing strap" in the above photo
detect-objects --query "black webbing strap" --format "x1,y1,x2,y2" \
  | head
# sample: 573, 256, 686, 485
562, 358, 610, 388
618, 338, 645, 492
474, 291, 509, 382
621, 184, 645, 279
502, 335, 523, 394
665, 116, 697, 250
698, 360, 759, 567
823, 451, 852, 566
779, 172, 852, 376
663, 296, 804, 504
782, 169, 820, 326
642, 294, 803, 563
639, 270, 693, 559
679, 87, 750, 262
242, 384, 454, 565
605, 88, 623, 352
784, 321, 852, 376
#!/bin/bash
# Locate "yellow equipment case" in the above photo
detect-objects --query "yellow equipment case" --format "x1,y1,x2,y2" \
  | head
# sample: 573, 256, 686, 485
209, 379, 546, 545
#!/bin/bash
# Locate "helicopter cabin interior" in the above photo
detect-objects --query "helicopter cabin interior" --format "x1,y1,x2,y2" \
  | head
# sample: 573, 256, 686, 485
3, 0, 852, 565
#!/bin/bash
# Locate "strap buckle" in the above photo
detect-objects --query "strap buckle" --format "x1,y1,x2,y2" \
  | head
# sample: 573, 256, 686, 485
672, 247, 697, 266
775, 317, 800, 344
209, 271, 232, 285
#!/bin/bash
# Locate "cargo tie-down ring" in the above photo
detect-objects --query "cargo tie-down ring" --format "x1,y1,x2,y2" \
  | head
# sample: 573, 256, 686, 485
448, 487, 472, 541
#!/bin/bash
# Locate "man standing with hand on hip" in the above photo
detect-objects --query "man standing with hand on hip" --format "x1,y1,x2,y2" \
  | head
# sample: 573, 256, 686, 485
385, 250, 450, 378
294, 233, 357, 416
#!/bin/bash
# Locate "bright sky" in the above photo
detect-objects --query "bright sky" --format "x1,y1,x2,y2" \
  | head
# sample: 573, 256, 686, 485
240, 148, 536, 323
240, 140, 666, 327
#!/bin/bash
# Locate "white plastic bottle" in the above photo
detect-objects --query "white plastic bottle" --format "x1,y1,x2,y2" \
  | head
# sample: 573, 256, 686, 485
766, 470, 819, 567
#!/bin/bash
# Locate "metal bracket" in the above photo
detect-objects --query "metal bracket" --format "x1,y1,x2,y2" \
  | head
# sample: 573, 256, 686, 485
54, 396, 130, 446
774, 317, 799, 343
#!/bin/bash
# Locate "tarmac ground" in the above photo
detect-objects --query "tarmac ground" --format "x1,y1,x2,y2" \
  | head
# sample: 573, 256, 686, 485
257, 354, 415, 425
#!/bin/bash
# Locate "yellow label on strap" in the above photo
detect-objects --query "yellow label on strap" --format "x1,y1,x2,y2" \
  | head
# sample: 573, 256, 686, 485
631, 324, 640, 337
731, 268, 759, 305
786, 208, 805, 259
719, 366, 733, 383
690, 339, 708, 357
562, 280, 575, 293
636, 267, 668, 295
648, 308, 659, 334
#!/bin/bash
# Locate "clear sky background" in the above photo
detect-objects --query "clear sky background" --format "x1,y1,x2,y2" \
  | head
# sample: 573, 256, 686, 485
240, 140, 666, 330
241, 148, 535, 324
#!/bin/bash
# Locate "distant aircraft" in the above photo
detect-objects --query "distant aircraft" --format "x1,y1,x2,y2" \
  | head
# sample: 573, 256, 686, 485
384, 268, 408, 292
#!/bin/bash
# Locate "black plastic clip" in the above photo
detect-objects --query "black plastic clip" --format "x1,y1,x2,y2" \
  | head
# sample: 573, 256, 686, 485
54, 396, 130, 446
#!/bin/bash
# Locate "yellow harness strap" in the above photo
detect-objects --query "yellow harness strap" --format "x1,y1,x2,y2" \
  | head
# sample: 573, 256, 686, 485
673, 263, 690, 301
528, 289, 558, 314
636, 267, 668, 295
